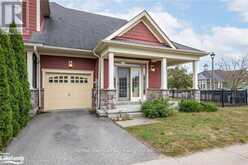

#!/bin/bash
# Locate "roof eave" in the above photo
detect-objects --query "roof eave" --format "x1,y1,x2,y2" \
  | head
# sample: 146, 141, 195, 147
98, 40, 208, 57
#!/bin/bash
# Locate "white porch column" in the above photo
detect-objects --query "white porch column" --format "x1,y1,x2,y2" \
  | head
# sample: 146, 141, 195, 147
193, 60, 199, 89
99, 57, 104, 89
27, 51, 33, 89
161, 58, 168, 90
108, 52, 115, 90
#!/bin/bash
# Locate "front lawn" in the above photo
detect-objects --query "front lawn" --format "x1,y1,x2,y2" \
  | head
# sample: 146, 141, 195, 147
127, 106, 248, 156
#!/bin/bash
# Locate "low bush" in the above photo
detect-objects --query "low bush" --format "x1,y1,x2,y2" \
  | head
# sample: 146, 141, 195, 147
179, 100, 218, 112
201, 102, 218, 112
142, 99, 173, 118
178, 100, 202, 112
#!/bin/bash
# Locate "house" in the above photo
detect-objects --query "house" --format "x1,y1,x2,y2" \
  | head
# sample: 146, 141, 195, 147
198, 64, 248, 90
198, 65, 227, 90
15, 0, 208, 117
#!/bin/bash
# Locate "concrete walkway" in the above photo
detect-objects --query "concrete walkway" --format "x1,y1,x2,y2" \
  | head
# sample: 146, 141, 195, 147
115, 117, 159, 128
133, 144, 248, 165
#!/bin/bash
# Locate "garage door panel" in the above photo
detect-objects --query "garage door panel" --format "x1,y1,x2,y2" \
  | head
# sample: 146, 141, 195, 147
44, 71, 93, 111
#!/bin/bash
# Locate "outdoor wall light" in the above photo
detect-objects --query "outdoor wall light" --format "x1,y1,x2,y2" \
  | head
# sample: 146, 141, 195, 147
150, 64, 156, 72
68, 60, 73, 68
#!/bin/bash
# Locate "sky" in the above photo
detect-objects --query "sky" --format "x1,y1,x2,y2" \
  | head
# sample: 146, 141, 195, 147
51, 0, 248, 71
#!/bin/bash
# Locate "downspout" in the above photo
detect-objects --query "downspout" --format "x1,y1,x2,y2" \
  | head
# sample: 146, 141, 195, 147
92, 48, 101, 110
34, 46, 41, 109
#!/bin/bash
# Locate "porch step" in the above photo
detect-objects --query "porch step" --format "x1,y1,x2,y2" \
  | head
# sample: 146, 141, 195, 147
116, 103, 142, 112
128, 112, 144, 119
116, 101, 142, 105
108, 112, 144, 120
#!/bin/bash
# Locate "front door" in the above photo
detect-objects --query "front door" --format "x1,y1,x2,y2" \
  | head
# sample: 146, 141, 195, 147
131, 67, 142, 101
117, 67, 130, 101
117, 66, 143, 101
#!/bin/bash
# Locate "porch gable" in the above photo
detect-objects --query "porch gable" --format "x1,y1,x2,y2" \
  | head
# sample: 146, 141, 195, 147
114, 21, 163, 46
104, 11, 176, 49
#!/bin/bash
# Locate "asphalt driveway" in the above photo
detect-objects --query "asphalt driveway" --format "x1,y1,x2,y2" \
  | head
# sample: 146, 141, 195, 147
6, 110, 158, 165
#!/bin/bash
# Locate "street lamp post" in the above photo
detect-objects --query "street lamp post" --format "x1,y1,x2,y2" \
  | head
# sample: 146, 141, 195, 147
210, 52, 216, 90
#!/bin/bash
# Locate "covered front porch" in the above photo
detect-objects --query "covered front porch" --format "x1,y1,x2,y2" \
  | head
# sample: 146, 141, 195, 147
95, 40, 206, 116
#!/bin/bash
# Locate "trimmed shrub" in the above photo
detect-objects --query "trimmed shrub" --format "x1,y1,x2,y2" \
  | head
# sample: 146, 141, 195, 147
179, 100, 218, 112
0, 42, 13, 148
0, 29, 20, 136
9, 23, 31, 127
142, 99, 173, 118
201, 102, 218, 112
179, 100, 202, 112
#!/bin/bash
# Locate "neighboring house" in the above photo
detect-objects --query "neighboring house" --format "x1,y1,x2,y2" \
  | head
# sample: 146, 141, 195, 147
198, 69, 227, 90
198, 65, 247, 90
16, 0, 207, 116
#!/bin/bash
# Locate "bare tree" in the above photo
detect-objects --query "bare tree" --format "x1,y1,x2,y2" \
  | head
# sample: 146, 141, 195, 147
218, 54, 248, 89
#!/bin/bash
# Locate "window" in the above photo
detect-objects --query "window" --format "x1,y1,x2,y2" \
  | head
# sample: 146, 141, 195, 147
49, 77, 53, 83
75, 76, 79, 83
54, 76, 58, 83
71, 76, 75, 83
59, 76, 63, 83
64, 76, 68, 83
48, 74, 89, 84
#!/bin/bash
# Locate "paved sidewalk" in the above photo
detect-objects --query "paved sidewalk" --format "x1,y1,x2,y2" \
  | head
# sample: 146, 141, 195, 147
133, 144, 248, 165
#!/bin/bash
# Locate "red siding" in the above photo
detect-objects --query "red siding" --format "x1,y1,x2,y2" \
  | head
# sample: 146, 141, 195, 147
40, 55, 98, 87
23, 0, 37, 41
149, 61, 161, 89
115, 22, 162, 44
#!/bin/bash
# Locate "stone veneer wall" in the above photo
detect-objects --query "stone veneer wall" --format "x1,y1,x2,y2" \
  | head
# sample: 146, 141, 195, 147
99, 89, 117, 111
147, 89, 170, 100
147, 89, 200, 101
30, 89, 39, 116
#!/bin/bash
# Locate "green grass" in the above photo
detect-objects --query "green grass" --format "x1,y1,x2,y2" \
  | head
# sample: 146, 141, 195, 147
127, 106, 248, 156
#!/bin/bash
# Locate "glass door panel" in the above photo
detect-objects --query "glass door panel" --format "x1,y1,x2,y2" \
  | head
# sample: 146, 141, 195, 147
131, 68, 141, 101
117, 67, 130, 101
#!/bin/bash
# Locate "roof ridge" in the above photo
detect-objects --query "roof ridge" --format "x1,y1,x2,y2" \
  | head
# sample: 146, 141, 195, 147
49, 2, 128, 22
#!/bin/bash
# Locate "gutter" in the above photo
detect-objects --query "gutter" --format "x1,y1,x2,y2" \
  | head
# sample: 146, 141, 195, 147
25, 43, 92, 53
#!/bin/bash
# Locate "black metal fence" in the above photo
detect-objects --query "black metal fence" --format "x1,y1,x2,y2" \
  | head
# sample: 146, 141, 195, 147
170, 90, 196, 100
200, 90, 248, 107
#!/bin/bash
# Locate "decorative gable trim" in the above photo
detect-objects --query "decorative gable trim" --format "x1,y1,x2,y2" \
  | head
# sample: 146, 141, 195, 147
104, 10, 176, 49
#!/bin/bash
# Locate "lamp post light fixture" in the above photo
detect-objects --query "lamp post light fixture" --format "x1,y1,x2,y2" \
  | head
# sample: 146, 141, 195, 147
210, 52, 215, 90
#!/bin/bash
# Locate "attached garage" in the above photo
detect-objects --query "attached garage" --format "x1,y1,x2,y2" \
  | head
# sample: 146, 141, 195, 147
43, 69, 93, 111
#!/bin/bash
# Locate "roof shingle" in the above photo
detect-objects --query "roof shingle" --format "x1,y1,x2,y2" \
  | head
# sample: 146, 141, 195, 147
30, 2, 206, 53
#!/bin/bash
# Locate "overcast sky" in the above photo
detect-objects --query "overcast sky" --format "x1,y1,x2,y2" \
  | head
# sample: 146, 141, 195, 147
52, 0, 248, 70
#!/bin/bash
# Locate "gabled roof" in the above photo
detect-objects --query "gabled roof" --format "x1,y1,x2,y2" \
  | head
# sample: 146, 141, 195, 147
198, 70, 229, 81
30, 2, 127, 49
29, 2, 206, 54
104, 10, 176, 49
